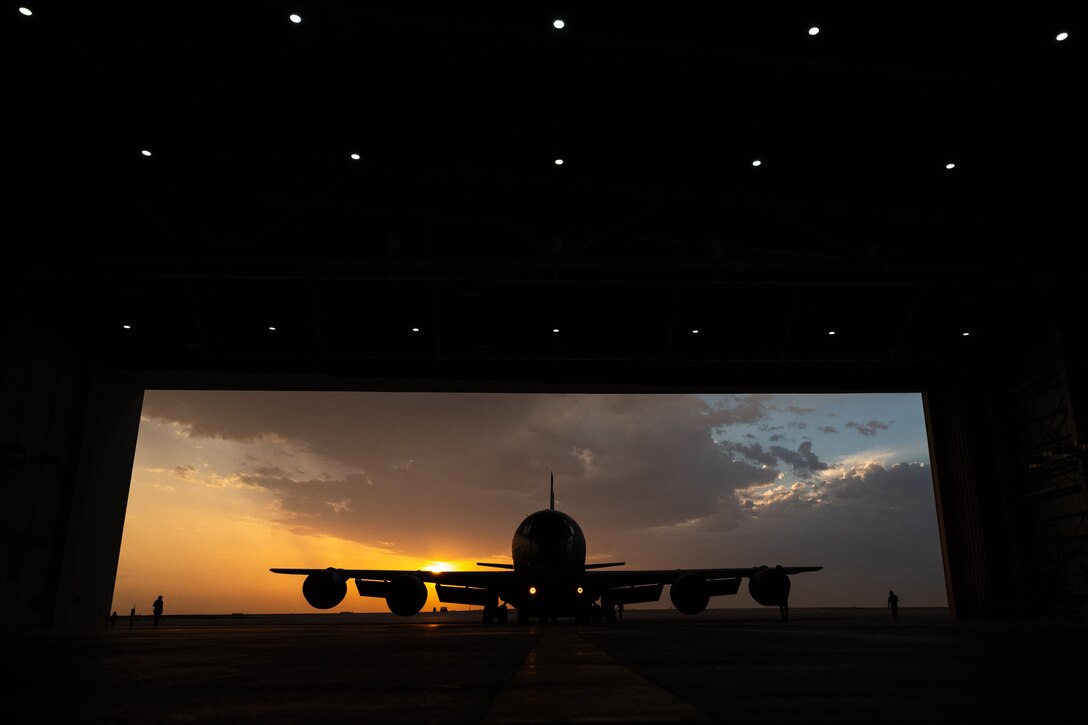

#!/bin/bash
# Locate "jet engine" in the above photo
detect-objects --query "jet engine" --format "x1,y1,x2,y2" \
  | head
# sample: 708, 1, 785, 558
669, 573, 710, 615
302, 569, 347, 609
748, 566, 791, 607
386, 574, 428, 617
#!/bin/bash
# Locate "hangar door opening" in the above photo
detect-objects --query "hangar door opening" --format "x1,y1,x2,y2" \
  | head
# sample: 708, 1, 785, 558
113, 390, 947, 616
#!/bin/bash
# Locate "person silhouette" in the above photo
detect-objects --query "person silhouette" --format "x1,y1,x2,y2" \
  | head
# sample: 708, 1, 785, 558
110, 610, 117, 627
152, 595, 164, 626
129, 606, 136, 626
887, 590, 900, 621
777, 565, 791, 622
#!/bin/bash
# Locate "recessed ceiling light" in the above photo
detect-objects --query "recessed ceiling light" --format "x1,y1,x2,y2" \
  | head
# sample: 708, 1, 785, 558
289, 13, 302, 24
752, 159, 762, 167
553, 19, 565, 29
808, 27, 820, 36
141, 150, 152, 157
350, 153, 360, 160
945, 163, 955, 170
1056, 32, 1069, 41
19, 7, 32, 16
554, 158, 564, 165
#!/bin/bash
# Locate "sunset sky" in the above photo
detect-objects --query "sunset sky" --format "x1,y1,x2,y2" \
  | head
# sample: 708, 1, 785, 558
113, 390, 947, 616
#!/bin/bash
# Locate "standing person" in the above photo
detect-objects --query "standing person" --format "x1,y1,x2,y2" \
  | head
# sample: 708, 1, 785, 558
129, 606, 136, 627
777, 565, 791, 623
887, 589, 900, 622
110, 611, 117, 627
152, 595, 164, 626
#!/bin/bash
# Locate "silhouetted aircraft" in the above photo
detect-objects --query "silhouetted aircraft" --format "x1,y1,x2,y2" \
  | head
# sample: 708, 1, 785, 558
270, 477, 822, 624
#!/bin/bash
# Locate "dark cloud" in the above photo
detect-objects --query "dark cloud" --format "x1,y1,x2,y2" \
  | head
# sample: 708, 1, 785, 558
768, 441, 828, 477
141, 391, 785, 558
818, 426, 838, 434
784, 405, 816, 415
634, 462, 946, 606
173, 464, 195, 479
719, 441, 778, 468
846, 420, 891, 437
250, 465, 290, 478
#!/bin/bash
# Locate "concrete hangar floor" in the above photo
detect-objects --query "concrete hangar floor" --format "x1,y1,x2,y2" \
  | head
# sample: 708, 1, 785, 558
3, 607, 1084, 724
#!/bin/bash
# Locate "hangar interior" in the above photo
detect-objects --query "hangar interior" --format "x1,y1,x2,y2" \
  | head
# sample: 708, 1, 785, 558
3, 3, 1085, 626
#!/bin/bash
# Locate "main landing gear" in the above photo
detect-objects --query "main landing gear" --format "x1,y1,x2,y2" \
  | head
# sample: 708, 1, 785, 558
482, 603, 509, 625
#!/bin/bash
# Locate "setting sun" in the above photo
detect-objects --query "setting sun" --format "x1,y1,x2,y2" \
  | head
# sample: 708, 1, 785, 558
424, 562, 455, 573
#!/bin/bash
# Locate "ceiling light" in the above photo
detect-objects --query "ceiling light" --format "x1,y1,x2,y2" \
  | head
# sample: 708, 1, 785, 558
1056, 32, 1069, 41
141, 150, 152, 157
752, 159, 762, 167
554, 158, 564, 165
808, 27, 820, 36
19, 7, 32, 16
945, 163, 955, 169
553, 19, 565, 29
350, 153, 360, 160
289, 13, 302, 24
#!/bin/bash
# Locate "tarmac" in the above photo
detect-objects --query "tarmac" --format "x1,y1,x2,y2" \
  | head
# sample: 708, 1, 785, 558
2, 607, 1085, 724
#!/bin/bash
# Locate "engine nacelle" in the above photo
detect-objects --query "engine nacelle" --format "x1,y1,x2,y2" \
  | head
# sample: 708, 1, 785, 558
386, 575, 428, 617
302, 570, 348, 610
748, 566, 791, 607
669, 573, 710, 615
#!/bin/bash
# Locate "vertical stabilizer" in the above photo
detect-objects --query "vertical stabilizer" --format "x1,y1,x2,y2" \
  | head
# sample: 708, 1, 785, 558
550, 472, 555, 511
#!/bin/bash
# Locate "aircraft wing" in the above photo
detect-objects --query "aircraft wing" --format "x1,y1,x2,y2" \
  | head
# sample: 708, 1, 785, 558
584, 565, 822, 588
270, 564, 822, 615
269, 567, 518, 589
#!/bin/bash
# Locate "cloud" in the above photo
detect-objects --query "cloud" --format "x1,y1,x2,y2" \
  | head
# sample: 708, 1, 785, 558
784, 405, 816, 415
846, 420, 891, 437
768, 440, 828, 477
137, 391, 935, 591
818, 426, 837, 434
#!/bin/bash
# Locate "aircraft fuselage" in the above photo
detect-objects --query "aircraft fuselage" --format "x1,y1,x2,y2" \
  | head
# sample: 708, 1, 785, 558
509, 508, 592, 621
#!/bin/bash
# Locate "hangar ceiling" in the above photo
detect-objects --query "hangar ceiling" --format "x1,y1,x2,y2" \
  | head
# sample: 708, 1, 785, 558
7, 3, 1084, 388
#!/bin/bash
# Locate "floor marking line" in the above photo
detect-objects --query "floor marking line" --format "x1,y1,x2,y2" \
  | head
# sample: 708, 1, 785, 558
483, 628, 709, 722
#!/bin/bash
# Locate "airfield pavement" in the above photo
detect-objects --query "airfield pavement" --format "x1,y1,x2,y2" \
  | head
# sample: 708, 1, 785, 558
2, 607, 1085, 724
